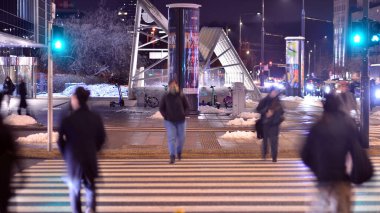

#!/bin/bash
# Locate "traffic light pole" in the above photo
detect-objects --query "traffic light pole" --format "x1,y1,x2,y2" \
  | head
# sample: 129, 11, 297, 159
47, 3, 55, 152
361, 0, 370, 148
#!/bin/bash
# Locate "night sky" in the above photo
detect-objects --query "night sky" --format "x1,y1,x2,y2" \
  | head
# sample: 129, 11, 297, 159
73, 0, 334, 66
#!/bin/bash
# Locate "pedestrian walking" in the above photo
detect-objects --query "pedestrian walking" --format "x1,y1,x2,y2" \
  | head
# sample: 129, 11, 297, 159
2, 76, 15, 113
58, 87, 106, 213
337, 81, 358, 118
301, 94, 358, 212
0, 93, 17, 213
17, 79, 29, 115
256, 87, 284, 162
159, 79, 190, 164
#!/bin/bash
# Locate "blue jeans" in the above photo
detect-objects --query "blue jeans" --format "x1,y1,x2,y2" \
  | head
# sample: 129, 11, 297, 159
164, 120, 186, 156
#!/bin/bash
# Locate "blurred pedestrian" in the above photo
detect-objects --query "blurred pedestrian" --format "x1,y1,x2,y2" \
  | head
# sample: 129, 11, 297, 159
58, 87, 106, 213
2, 76, 15, 114
301, 95, 358, 212
256, 87, 284, 162
17, 79, 29, 115
159, 79, 189, 164
337, 81, 358, 119
0, 92, 16, 212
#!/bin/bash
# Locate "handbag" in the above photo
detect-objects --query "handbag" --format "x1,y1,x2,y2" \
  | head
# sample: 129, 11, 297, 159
255, 118, 264, 139
348, 137, 374, 185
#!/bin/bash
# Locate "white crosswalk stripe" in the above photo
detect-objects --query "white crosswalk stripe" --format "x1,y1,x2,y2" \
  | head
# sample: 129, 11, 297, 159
8, 158, 380, 212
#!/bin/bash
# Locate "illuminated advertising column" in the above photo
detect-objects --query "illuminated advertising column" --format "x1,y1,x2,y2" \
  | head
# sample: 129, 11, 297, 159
285, 37, 305, 97
167, 3, 201, 114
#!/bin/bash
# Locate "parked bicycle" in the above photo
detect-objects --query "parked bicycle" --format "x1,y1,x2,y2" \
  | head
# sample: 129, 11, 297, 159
223, 87, 233, 108
208, 85, 221, 109
144, 89, 159, 108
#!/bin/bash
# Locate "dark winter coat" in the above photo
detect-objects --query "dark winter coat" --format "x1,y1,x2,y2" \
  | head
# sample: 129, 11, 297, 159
256, 95, 284, 128
58, 107, 106, 180
301, 111, 358, 182
18, 82, 27, 108
159, 92, 190, 122
0, 116, 16, 210
3, 79, 15, 95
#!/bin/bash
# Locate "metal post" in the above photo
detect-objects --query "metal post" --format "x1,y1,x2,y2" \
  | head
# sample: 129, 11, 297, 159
308, 50, 312, 78
47, 2, 55, 152
301, 0, 305, 38
239, 16, 242, 54
260, 0, 265, 64
361, 0, 370, 148
128, 2, 142, 100
313, 43, 316, 77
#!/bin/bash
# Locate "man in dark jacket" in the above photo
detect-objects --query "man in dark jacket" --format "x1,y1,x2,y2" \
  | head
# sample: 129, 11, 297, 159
0, 92, 16, 213
301, 94, 357, 212
256, 88, 284, 162
17, 79, 29, 115
58, 87, 106, 213
159, 79, 190, 164
3, 76, 15, 113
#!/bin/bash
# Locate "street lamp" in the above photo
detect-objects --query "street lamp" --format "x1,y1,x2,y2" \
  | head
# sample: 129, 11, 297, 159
239, 12, 258, 55
308, 50, 312, 78
246, 50, 250, 55
239, 17, 242, 54
226, 27, 231, 37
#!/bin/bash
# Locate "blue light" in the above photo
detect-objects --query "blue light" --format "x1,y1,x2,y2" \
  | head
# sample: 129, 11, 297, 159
375, 89, 380, 99
53, 40, 63, 50
372, 34, 380, 42
354, 34, 361, 43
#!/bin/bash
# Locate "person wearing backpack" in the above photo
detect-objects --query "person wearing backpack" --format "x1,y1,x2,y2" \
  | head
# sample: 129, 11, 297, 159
2, 76, 15, 113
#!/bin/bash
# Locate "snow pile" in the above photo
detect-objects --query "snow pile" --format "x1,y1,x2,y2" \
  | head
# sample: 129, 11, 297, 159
61, 84, 128, 97
281, 96, 304, 102
219, 131, 255, 141
238, 112, 261, 119
226, 118, 256, 126
303, 96, 323, 107
17, 132, 59, 144
199, 105, 226, 114
147, 111, 164, 119
246, 99, 258, 108
3, 115, 38, 126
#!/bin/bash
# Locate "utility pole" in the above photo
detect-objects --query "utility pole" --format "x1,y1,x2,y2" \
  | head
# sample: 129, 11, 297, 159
47, 1, 55, 151
301, 0, 305, 38
239, 16, 242, 55
260, 0, 265, 65
313, 43, 316, 77
361, 0, 370, 148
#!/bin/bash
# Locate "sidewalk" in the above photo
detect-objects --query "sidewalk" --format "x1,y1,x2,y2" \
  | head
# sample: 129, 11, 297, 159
7, 98, 380, 159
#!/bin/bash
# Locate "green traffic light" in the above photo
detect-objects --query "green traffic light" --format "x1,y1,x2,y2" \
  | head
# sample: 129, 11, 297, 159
53, 39, 64, 51
353, 34, 362, 43
54, 40, 62, 49
372, 34, 380, 42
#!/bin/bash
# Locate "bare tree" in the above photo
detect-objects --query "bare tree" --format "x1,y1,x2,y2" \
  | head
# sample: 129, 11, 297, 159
51, 8, 142, 83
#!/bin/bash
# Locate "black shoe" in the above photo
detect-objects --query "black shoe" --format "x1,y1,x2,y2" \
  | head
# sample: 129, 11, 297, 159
177, 153, 182, 161
17, 109, 21, 115
272, 159, 277, 163
169, 155, 175, 164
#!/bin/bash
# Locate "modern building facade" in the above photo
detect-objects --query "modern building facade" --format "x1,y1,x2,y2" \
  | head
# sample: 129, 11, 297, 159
0, 0, 49, 96
118, 0, 137, 25
334, 0, 380, 77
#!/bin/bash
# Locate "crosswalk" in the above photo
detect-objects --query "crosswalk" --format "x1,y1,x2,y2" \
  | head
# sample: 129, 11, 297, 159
8, 158, 380, 212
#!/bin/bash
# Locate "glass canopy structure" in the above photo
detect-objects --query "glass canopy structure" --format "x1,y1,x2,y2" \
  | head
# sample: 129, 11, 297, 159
128, 0, 260, 99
